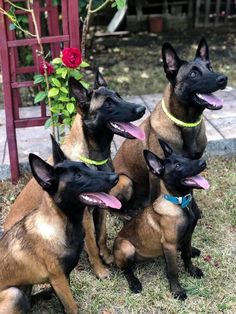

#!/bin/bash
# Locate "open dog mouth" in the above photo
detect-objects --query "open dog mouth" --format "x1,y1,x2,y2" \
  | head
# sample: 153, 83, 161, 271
195, 92, 224, 110
107, 121, 146, 140
79, 192, 121, 209
182, 174, 210, 190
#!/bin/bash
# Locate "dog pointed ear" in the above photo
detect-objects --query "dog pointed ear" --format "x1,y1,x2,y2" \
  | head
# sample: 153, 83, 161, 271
94, 69, 107, 89
162, 43, 182, 82
29, 153, 57, 193
158, 139, 173, 158
195, 37, 209, 62
68, 77, 91, 111
50, 134, 67, 165
143, 150, 164, 176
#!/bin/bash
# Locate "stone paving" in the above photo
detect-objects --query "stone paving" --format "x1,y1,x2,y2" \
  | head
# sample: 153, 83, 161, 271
0, 87, 236, 180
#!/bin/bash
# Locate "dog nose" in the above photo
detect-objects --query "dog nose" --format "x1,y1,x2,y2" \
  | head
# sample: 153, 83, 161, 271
198, 160, 206, 169
110, 173, 119, 184
134, 106, 146, 116
216, 75, 227, 88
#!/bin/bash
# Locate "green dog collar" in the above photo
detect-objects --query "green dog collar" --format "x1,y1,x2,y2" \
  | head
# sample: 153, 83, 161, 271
78, 155, 108, 166
162, 99, 203, 128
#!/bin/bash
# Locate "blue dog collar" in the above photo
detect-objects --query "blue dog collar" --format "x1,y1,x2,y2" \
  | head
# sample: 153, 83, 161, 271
163, 193, 192, 209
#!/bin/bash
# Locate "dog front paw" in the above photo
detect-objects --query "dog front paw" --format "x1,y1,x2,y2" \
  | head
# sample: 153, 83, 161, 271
129, 278, 142, 294
172, 288, 187, 301
94, 264, 110, 279
189, 266, 204, 279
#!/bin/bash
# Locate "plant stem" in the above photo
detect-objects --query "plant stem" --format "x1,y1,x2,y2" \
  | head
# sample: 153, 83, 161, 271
81, 0, 93, 59
90, 0, 111, 14
6, 0, 31, 12
27, 0, 55, 136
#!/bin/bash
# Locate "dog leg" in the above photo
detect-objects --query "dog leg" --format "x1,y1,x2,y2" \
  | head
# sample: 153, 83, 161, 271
50, 274, 78, 314
83, 208, 110, 279
0, 287, 30, 314
114, 239, 142, 293
93, 209, 113, 265
110, 174, 133, 203
181, 239, 204, 279
163, 243, 187, 300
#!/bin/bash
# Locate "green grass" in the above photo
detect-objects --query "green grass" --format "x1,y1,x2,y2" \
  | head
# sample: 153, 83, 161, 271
0, 157, 236, 313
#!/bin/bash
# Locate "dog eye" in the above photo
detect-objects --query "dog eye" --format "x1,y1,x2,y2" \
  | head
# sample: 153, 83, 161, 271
105, 100, 112, 109
190, 71, 197, 78
175, 163, 181, 169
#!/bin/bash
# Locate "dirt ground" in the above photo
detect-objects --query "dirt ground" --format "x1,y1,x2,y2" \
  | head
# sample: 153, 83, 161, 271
88, 29, 236, 95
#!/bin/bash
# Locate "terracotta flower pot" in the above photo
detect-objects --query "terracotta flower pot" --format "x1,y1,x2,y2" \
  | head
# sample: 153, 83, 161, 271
149, 15, 163, 33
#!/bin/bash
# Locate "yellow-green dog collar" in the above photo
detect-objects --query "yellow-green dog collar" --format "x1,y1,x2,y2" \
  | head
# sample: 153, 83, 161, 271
161, 99, 203, 128
78, 155, 108, 166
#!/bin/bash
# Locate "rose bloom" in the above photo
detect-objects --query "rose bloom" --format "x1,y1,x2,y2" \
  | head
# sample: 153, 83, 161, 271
61, 48, 82, 68
39, 61, 54, 75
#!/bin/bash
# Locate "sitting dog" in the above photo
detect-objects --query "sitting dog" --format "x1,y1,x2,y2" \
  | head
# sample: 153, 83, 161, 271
114, 140, 209, 300
4, 71, 146, 279
0, 135, 121, 314
111, 38, 227, 217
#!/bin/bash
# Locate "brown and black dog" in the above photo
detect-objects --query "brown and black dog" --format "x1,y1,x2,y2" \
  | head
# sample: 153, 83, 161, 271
114, 140, 209, 300
0, 135, 121, 314
4, 71, 146, 279
111, 38, 227, 217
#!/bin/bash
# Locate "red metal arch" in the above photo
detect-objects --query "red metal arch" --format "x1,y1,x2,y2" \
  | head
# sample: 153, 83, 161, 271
0, 0, 80, 183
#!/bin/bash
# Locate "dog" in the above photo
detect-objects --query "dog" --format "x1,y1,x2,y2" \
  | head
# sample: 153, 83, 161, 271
0, 135, 121, 314
4, 70, 146, 279
111, 37, 227, 217
114, 140, 209, 300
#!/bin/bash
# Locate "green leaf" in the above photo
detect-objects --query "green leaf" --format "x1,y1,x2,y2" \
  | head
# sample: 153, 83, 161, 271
52, 58, 62, 65
80, 80, 90, 89
60, 87, 68, 94
115, 0, 126, 9
61, 68, 68, 79
56, 68, 65, 75
59, 96, 70, 102
48, 87, 59, 98
80, 61, 90, 68
70, 71, 83, 80
51, 78, 61, 88
33, 75, 44, 84
62, 109, 69, 117
66, 103, 75, 114
50, 106, 60, 113
44, 118, 52, 129
34, 91, 47, 103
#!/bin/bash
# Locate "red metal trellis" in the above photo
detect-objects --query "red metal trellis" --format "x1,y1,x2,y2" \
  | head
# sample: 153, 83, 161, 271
0, 0, 80, 183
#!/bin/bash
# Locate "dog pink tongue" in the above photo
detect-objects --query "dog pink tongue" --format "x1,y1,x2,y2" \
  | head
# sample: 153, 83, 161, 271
85, 192, 121, 209
187, 175, 210, 190
115, 122, 146, 140
198, 93, 224, 108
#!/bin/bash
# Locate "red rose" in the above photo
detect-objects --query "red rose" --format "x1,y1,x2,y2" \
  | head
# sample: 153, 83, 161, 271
39, 61, 54, 75
62, 48, 82, 68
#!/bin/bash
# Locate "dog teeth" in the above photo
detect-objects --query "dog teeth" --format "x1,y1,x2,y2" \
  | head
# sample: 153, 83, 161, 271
196, 93, 204, 100
110, 122, 124, 132
81, 195, 103, 204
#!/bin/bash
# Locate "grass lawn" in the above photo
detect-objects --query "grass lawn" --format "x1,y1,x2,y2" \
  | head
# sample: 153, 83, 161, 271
0, 157, 236, 313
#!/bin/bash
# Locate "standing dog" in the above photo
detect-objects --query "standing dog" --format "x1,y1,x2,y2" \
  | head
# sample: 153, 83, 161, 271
4, 71, 146, 279
114, 140, 209, 300
111, 38, 227, 216
0, 135, 121, 314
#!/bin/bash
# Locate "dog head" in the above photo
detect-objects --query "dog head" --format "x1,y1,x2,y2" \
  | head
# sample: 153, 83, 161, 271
162, 37, 227, 111
29, 135, 121, 211
68, 70, 146, 140
143, 139, 209, 194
